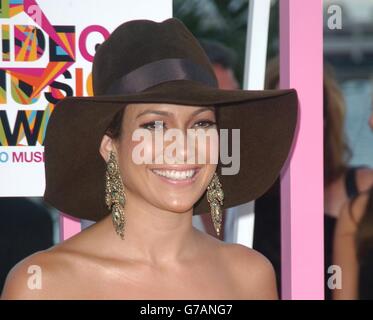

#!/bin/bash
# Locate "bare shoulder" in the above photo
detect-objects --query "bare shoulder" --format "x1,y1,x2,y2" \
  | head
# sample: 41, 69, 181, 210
357, 168, 373, 191
337, 191, 370, 235
1, 246, 72, 299
220, 242, 278, 299
0, 228, 94, 300
193, 228, 277, 298
192, 229, 277, 299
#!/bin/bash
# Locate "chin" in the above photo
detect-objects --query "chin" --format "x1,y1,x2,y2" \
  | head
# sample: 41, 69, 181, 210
160, 198, 197, 214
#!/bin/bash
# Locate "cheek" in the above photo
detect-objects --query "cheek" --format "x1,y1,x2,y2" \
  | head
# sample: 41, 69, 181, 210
204, 164, 218, 181
191, 130, 219, 165
206, 133, 219, 165
123, 130, 156, 164
116, 134, 150, 184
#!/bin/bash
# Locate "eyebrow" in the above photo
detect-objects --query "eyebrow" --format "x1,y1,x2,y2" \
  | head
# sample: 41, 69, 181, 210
135, 106, 215, 119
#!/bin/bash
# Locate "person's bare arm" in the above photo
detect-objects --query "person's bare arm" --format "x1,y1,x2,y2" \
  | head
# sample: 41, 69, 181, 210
1, 250, 61, 300
357, 168, 373, 192
227, 244, 278, 300
333, 193, 369, 300
247, 250, 278, 300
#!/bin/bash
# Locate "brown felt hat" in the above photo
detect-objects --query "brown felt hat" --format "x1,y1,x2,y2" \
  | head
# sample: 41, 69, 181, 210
43, 18, 298, 222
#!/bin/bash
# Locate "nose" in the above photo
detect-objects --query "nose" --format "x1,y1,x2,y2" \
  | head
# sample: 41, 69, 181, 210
161, 128, 218, 165
162, 129, 189, 164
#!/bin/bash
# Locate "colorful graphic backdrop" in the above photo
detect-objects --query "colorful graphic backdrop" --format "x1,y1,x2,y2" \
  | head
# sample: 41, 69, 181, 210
0, 0, 171, 195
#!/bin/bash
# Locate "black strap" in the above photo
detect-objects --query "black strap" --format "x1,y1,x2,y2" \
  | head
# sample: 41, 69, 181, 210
345, 166, 367, 199
105, 58, 218, 95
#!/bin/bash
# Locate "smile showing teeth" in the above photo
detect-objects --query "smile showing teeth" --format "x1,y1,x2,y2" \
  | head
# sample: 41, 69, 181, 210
151, 169, 196, 180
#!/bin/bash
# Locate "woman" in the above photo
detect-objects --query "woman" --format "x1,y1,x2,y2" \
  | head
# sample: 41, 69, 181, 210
333, 102, 373, 299
258, 57, 373, 298
265, 57, 373, 211
1, 18, 298, 299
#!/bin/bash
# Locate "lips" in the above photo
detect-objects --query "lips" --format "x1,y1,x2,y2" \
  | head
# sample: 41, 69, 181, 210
150, 167, 201, 184
153, 169, 197, 180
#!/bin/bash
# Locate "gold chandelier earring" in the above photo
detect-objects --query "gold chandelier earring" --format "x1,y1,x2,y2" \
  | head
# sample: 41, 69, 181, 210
105, 150, 126, 240
206, 172, 224, 237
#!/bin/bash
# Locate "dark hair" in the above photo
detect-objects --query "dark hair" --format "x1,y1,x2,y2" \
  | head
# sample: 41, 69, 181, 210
105, 105, 126, 139
265, 56, 352, 187
323, 64, 352, 186
199, 39, 237, 70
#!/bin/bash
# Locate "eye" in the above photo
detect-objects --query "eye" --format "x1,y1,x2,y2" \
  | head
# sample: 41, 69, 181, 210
192, 120, 217, 128
139, 120, 166, 130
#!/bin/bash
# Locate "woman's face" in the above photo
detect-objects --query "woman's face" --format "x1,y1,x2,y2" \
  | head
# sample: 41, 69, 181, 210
102, 103, 218, 214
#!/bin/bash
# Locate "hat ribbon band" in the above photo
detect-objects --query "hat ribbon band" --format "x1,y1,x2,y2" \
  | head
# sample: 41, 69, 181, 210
104, 58, 218, 95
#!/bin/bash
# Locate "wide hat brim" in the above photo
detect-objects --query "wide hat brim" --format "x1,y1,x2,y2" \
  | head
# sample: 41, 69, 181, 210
44, 80, 298, 221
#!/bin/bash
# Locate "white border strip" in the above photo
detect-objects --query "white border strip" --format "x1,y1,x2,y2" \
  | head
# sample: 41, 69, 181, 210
227, 0, 271, 248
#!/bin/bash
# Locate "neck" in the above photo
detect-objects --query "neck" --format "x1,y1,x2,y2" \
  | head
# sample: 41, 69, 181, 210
101, 190, 198, 264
